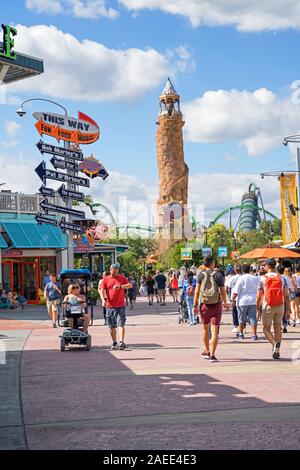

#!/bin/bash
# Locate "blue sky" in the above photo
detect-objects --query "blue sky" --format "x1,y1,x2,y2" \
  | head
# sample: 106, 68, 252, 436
1, 0, 300, 225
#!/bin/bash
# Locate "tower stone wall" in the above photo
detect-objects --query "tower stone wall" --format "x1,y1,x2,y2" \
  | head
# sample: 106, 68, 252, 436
156, 78, 189, 253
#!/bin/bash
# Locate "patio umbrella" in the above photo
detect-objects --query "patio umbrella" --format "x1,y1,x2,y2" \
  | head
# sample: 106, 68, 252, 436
239, 247, 300, 259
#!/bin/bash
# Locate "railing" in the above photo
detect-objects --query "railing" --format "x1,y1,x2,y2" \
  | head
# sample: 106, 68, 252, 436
0, 192, 63, 214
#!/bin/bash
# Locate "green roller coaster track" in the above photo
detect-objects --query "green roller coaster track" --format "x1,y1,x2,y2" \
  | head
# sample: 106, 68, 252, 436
209, 204, 278, 228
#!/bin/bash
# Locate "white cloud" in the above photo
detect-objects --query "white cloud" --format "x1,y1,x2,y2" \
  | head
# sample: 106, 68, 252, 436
183, 87, 300, 156
26, 0, 118, 19
9, 24, 184, 102
120, 0, 300, 32
4, 121, 20, 137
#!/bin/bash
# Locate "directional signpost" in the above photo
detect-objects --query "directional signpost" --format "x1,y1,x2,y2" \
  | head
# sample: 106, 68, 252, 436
33, 110, 104, 269
58, 184, 84, 202
50, 156, 79, 171
36, 213, 58, 227
39, 185, 55, 198
59, 217, 85, 234
35, 161, 90, 187
36, 140, 83, 161
40, 198, 85, 218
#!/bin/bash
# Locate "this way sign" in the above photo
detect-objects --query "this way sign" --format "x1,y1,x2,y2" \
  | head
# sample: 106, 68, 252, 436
36, 140, 83, 161
58, 184, 84, 202
50, 157, 78, 171
40, 198, 85, 218
35, 161, 90, 188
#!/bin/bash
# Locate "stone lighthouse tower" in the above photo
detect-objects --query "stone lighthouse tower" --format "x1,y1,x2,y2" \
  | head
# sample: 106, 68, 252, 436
156, 78, 189, 249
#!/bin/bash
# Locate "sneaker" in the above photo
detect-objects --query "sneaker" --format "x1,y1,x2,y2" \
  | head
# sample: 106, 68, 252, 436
210, 355, 218, 362
292, 320, 296, 327
162, 303, 166, 306
251, 335, 258, 341
232, 327, 239, 333
282, 327, 288, 333
237, 333, 244, 339
104, 321, 107, 325
111, 342, 118, 350
201, 351, 210, 359
119, 341, 126, 350
52, 323, 57, 328
272, 341, 281, 360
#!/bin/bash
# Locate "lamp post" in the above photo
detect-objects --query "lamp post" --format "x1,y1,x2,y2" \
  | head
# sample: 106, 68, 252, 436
217, 229, 225, 271
283, 135, 300, 213
17, 97, 74, 269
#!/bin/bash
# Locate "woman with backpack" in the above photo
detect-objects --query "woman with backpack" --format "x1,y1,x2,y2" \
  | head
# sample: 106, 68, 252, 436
182, 271, 197, 325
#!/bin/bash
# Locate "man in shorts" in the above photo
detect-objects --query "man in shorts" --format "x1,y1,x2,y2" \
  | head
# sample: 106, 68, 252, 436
155, 270, 167, 306
193, 256, 228, 362
44, 273, 62, 328
100, 263, 132, 350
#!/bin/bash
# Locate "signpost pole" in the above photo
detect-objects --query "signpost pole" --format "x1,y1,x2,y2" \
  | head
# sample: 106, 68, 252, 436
65, 140, 74, 269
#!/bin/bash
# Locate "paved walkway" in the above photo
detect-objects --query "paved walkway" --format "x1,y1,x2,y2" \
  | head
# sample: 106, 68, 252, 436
1, 297, 300, 450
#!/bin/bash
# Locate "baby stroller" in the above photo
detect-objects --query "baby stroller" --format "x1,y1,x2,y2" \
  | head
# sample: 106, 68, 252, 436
178, 299, 189, 324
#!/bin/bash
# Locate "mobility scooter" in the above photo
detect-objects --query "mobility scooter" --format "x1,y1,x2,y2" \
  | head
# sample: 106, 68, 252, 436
58, 269, 94, 352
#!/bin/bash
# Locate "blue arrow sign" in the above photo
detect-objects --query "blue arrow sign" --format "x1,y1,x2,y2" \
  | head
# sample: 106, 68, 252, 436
36, 213, 58, 227
58, 184, 84, 202
35, 161, 90, 188
40, 198, 85, 218
39, 185, 55, 197
50, 157, 78, 171
36, 140, 83, 161
59, 217, 85, 234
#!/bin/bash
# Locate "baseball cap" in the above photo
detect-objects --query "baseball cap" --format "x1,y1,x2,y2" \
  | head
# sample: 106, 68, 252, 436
265, 258, 276, 268
110, 263, 120, 269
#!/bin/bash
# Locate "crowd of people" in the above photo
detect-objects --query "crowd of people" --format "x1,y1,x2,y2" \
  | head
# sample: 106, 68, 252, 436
10, 256, 299, 362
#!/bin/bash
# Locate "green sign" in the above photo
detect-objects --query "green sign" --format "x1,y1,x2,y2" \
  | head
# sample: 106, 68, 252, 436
181, 248, 193, 260
0, 24, 17, 60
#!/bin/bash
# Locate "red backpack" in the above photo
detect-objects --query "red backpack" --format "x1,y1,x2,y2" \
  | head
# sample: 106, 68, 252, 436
264, 274, 283, 307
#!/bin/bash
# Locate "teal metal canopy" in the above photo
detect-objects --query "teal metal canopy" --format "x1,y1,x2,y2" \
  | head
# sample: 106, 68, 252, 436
0, 233, 8, 249
0, 43, 44, 85
2, 222, 67, 249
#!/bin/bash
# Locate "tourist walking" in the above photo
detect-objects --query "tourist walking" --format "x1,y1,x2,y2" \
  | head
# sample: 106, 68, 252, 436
193, 256, 228, 362
182, 271, 197, 325
155, 270, 167, 306
232, 263, 260, 340
44, 273, 62, 328
170, 272, 179, 302
292, 266, 300, 326
98, 271, 109, 324
256, 258, 291, 360
146, 274, 155, 305
128, 272, 137, 310
227, 265, 242, 335
100, 263, 132, 350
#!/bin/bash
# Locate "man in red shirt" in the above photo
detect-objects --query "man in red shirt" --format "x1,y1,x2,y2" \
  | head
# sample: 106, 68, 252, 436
100, 263, 132, 350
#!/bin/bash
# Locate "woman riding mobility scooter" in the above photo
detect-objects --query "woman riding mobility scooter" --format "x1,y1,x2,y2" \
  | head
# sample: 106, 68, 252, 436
58, 269, 94, 352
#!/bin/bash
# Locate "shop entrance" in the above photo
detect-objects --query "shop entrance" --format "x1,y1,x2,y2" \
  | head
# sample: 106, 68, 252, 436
22, 261, 38, 303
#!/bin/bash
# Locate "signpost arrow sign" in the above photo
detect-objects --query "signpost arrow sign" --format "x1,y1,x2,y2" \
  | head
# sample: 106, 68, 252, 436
36, 140, 83, 161
50, 157, 78, 171
35, 161, 90, 187
58, 184, 84, 202
59, 217, 85, 234
39, 185, 55, 198
35, 212, 58, 227
40, 198, 86, 219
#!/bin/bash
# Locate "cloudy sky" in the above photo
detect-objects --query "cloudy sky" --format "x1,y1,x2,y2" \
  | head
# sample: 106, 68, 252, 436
2, 0, 300, 227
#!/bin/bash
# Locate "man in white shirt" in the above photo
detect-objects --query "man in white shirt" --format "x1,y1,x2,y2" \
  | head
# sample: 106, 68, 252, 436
227, 265, 242, 334
232, 264, 261, 340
